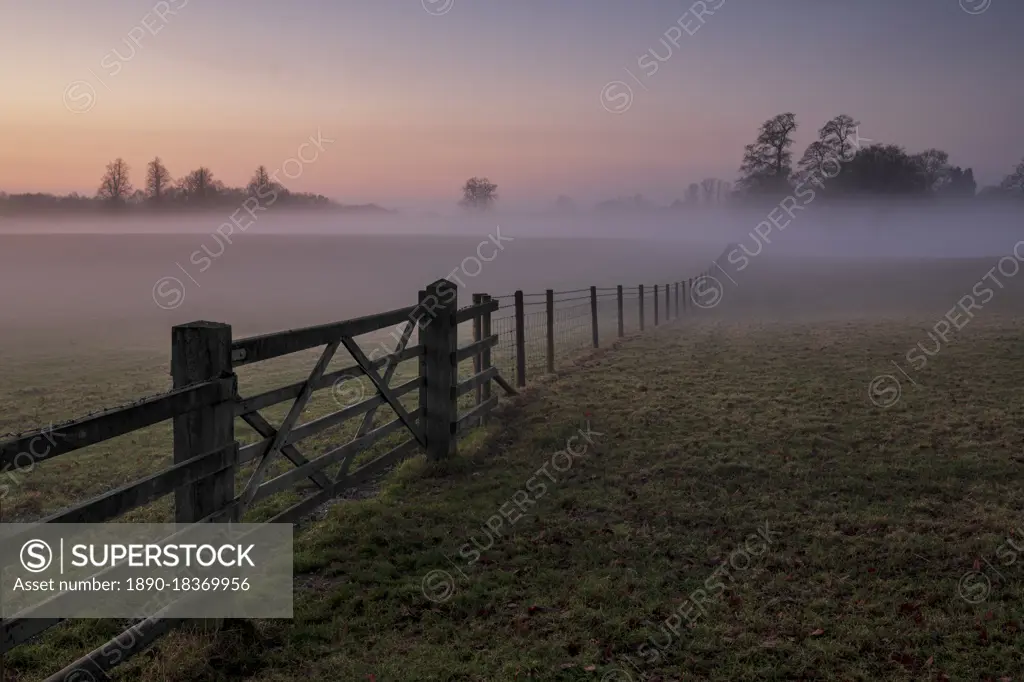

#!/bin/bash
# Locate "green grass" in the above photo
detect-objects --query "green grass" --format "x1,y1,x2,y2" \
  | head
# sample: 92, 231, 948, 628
0, 318, 594, 679
10, 314, 1018, 681
0, 319, 523, 523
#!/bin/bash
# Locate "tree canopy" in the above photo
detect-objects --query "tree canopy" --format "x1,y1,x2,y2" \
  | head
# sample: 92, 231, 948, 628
459, 177, 498, 210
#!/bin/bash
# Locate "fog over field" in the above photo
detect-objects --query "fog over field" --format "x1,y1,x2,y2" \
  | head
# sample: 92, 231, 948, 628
8, 0, 1024, 676
2, 202, 1022, 358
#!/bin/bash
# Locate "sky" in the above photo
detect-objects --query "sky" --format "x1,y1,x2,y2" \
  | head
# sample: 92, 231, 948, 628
2, 0, 1022, 210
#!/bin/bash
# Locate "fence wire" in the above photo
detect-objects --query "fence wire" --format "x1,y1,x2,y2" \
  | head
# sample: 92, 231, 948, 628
483, 281, 700, 387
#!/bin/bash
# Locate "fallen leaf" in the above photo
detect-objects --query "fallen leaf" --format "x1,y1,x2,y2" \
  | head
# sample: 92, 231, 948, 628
809, 628, 825, 637
584, 665, 596, 672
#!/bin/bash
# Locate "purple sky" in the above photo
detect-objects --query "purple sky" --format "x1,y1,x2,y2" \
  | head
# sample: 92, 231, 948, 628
3, 0, 1022, 209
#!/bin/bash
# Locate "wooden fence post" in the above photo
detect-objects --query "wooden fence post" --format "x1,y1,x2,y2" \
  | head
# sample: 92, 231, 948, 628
421, 279, 457, 460
472, 293, 483, 413
480, 294, 493, 425
171, 321, 236, 524
546, 289, 555, 374
617, 285, 624, 338
675, 281, 680, 317
514, 290, 526, 387
687, 278, 693, 312
664, 283, 670, 322
639, 284, 645, 331
654, 284, 659, 326
590, 286, 599, 348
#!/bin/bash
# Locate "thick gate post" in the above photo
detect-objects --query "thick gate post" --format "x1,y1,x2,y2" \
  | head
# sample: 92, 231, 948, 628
171, 321, 236, 523
420, 279, 458, 460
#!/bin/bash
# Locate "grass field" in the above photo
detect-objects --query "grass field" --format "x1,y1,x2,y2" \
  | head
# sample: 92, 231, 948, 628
5, 253, 1024, 680
9, 312, 1024, 680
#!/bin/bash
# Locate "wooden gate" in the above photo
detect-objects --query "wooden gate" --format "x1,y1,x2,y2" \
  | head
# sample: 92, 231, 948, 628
0, 278, 512, 681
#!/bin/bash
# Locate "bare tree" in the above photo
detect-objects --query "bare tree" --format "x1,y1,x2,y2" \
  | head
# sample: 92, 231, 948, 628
738, 113, 798, 194
97, 158, 133, 204
818, 114, 860, 163
248, 165, 272, 195
459, 177, 498, 210
177, 167, 221, 203
145, 157, 170, 204
913, 148, 951, 193
795, 115, 861, 187
795, 141, 833, 185
999, 157, 1024, 196
700, 178, 728, 205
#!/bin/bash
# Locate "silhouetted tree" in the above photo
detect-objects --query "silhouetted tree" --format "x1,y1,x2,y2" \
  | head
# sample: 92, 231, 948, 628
937, 166, 976, 197
818, 114, 860, 163
247, 166, 272, 195
795, 141, 832, 185
145, 157, 170, 204
794, 115, 861, 190
1000, 157, 1024, 196
177, 167, 222, 204
97, 158, 133, 204
738, 113, 798, 195
700, 178, 729, 204
460, 177, 498, 210
844, 144, 928, 195
912, 148, 951, 193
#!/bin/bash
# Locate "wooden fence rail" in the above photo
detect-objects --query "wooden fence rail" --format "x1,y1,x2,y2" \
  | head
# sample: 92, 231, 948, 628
0, 248, 728, 678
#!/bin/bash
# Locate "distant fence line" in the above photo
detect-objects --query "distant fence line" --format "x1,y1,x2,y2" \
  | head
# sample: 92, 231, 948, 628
0, 246, 731, 680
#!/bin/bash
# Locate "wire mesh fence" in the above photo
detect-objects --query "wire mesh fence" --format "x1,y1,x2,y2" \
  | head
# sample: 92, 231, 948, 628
482, 278, 706, 388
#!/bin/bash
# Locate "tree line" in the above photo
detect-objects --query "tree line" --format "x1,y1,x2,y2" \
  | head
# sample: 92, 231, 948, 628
733, 112, 1023, 202
0, 157, 339, 215
7, 124, 1024, 217
458, 114, 1024, 212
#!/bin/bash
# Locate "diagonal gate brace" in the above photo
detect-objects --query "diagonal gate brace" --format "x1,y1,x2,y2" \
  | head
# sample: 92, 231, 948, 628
240, 410, 331, 491
340, 336, 426, 450
238, 339, 340, 510
336, 322, 418, 481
